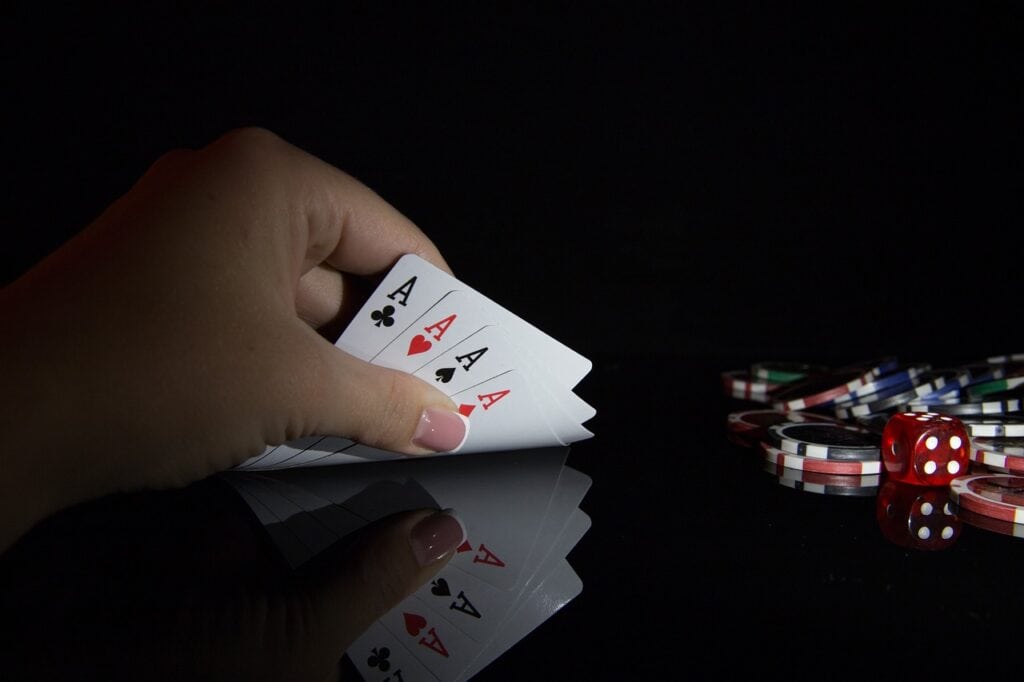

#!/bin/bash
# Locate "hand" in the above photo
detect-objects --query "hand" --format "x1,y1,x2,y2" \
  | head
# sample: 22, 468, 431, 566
1, 128, 466, 568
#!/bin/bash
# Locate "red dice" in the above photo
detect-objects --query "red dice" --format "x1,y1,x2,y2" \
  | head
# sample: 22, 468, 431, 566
876, 480, 961, 550
882, 411, 970, 486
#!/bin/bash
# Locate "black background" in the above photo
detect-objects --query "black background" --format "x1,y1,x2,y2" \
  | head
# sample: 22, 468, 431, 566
3, 4, 1024, 680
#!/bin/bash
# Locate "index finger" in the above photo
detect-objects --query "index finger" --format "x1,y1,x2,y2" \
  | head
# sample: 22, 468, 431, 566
205, 127, 453, 278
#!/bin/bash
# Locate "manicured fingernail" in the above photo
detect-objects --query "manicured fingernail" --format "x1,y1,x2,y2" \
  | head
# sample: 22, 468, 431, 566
409, 509, 466, 567
412, 407, 469, 452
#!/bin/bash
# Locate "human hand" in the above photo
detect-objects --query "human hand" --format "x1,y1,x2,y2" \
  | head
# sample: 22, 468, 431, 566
1, 127, 467, 550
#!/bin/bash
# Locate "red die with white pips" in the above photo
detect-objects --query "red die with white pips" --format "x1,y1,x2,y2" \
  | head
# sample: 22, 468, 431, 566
882, 412, 970, 486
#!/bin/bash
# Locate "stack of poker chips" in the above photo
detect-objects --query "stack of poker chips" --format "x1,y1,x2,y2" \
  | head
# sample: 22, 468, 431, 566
721, 354, 1024, 537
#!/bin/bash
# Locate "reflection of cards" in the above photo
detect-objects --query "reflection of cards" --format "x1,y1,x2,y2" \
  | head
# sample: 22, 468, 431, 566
221, 447, 591, 681
236, 254, 595, 469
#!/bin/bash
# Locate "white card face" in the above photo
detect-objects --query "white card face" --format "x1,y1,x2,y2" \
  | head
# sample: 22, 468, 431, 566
350, 620, 439, 682
449, 370, 591, 453
370, 291, 492, 375
335, 254, 460, 363
337, 254, 592, 389
377, 596, 478, 681
265, 448, 568, 590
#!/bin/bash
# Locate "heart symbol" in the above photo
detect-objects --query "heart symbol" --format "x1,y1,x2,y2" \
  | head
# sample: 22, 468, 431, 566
403, 612, 427, 637
435, 367, 455, 383
458, 404, 475, 417
431, 579, 451, 597
456, 540, 472, 553
407, 334, 432, 355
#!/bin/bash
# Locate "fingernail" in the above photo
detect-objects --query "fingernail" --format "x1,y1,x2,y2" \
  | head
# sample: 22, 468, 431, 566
412, 407, 469, 452
409, 509, 466, 567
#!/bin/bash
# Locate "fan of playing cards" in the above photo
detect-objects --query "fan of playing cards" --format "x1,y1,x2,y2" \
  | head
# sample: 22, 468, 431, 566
222, 255, 596, 680
235, 254, 595, 469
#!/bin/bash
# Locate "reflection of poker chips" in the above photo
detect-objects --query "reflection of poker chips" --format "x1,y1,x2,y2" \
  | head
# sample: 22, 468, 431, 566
902, 398, 1022, 416
968, 437, 1024, 474
770, 369, 870, 411
763, 461, 879, 497
960, 416, 1024, 438
759, 441, 882, 475
949, 475, 1024, 524
751, 361, 826, 383
957, 507, 1024, 540
720, 370, 778, 400
769, 422, 881, 461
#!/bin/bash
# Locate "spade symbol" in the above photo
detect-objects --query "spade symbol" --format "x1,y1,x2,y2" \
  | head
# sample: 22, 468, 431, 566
435, 367, 455, 384
431, 578, 451, 597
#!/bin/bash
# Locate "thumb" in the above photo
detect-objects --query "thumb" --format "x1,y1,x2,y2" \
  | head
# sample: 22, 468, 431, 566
298, 508, 467, 671
287, 328, 470, 455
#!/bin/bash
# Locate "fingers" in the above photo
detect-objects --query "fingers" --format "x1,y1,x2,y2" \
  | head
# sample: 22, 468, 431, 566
299, 509, 466, 666
200, 128, 453, 278
284, 325, 469, 455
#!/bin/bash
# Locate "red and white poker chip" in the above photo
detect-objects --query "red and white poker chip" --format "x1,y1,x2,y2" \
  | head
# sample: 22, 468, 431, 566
957, 507, 1024, 541
721, 370, 779, 399
770, 369, 871, 411
968, 437, 1024, 474
760, 441, 882, 475
949, 474, 1024, 524
763, 461, 880, 496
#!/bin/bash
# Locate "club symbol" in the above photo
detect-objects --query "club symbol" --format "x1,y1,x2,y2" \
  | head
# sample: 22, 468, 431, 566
371, 305, 396, 328
367, 646, 391, 672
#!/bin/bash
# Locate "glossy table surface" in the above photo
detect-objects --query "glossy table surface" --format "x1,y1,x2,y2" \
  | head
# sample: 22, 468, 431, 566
3, 354, 1022, 680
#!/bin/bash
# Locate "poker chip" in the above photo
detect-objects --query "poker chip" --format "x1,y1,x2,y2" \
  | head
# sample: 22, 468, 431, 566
968, 437, 1024, 474
727, 409, 837, 433
957, 507, 1024, 540
966, 373, 1024, 400
949, 474, 1024, 524
959, 416, 1024, 438
837, 356, 901, 379
760, 441, 882, 475
763, 461, 879, 497
751, 361, 827, 383
720, 370, 780, 399
769, 422, 881, 461
987, 353, 1024, 365
836, 363, 930, 403
902, 398, 1022, 417
770, 369, 871, 411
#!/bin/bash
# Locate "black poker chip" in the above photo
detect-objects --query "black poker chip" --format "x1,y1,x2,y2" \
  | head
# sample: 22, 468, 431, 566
768, 422, 881, 462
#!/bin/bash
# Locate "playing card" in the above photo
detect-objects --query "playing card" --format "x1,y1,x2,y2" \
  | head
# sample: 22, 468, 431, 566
351, 620, 438, 682
457, 560, 584, 681
337, 254, 592, 390
266, 447, 569, 590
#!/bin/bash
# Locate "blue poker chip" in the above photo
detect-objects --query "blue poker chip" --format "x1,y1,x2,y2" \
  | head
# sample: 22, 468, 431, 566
834, 363, 930, 404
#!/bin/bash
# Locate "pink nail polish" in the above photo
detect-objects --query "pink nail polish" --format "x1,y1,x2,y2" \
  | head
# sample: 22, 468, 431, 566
409, 509, 466, 567
412, 407, 469, 452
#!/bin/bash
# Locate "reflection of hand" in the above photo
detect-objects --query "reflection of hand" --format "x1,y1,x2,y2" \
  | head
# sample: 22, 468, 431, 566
0, 478, 464, 681
1, 128, 468, 552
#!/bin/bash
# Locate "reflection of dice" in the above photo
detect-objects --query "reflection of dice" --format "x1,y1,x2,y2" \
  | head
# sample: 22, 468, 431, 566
876, 480, 961, 550
882, 411, 970, 486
